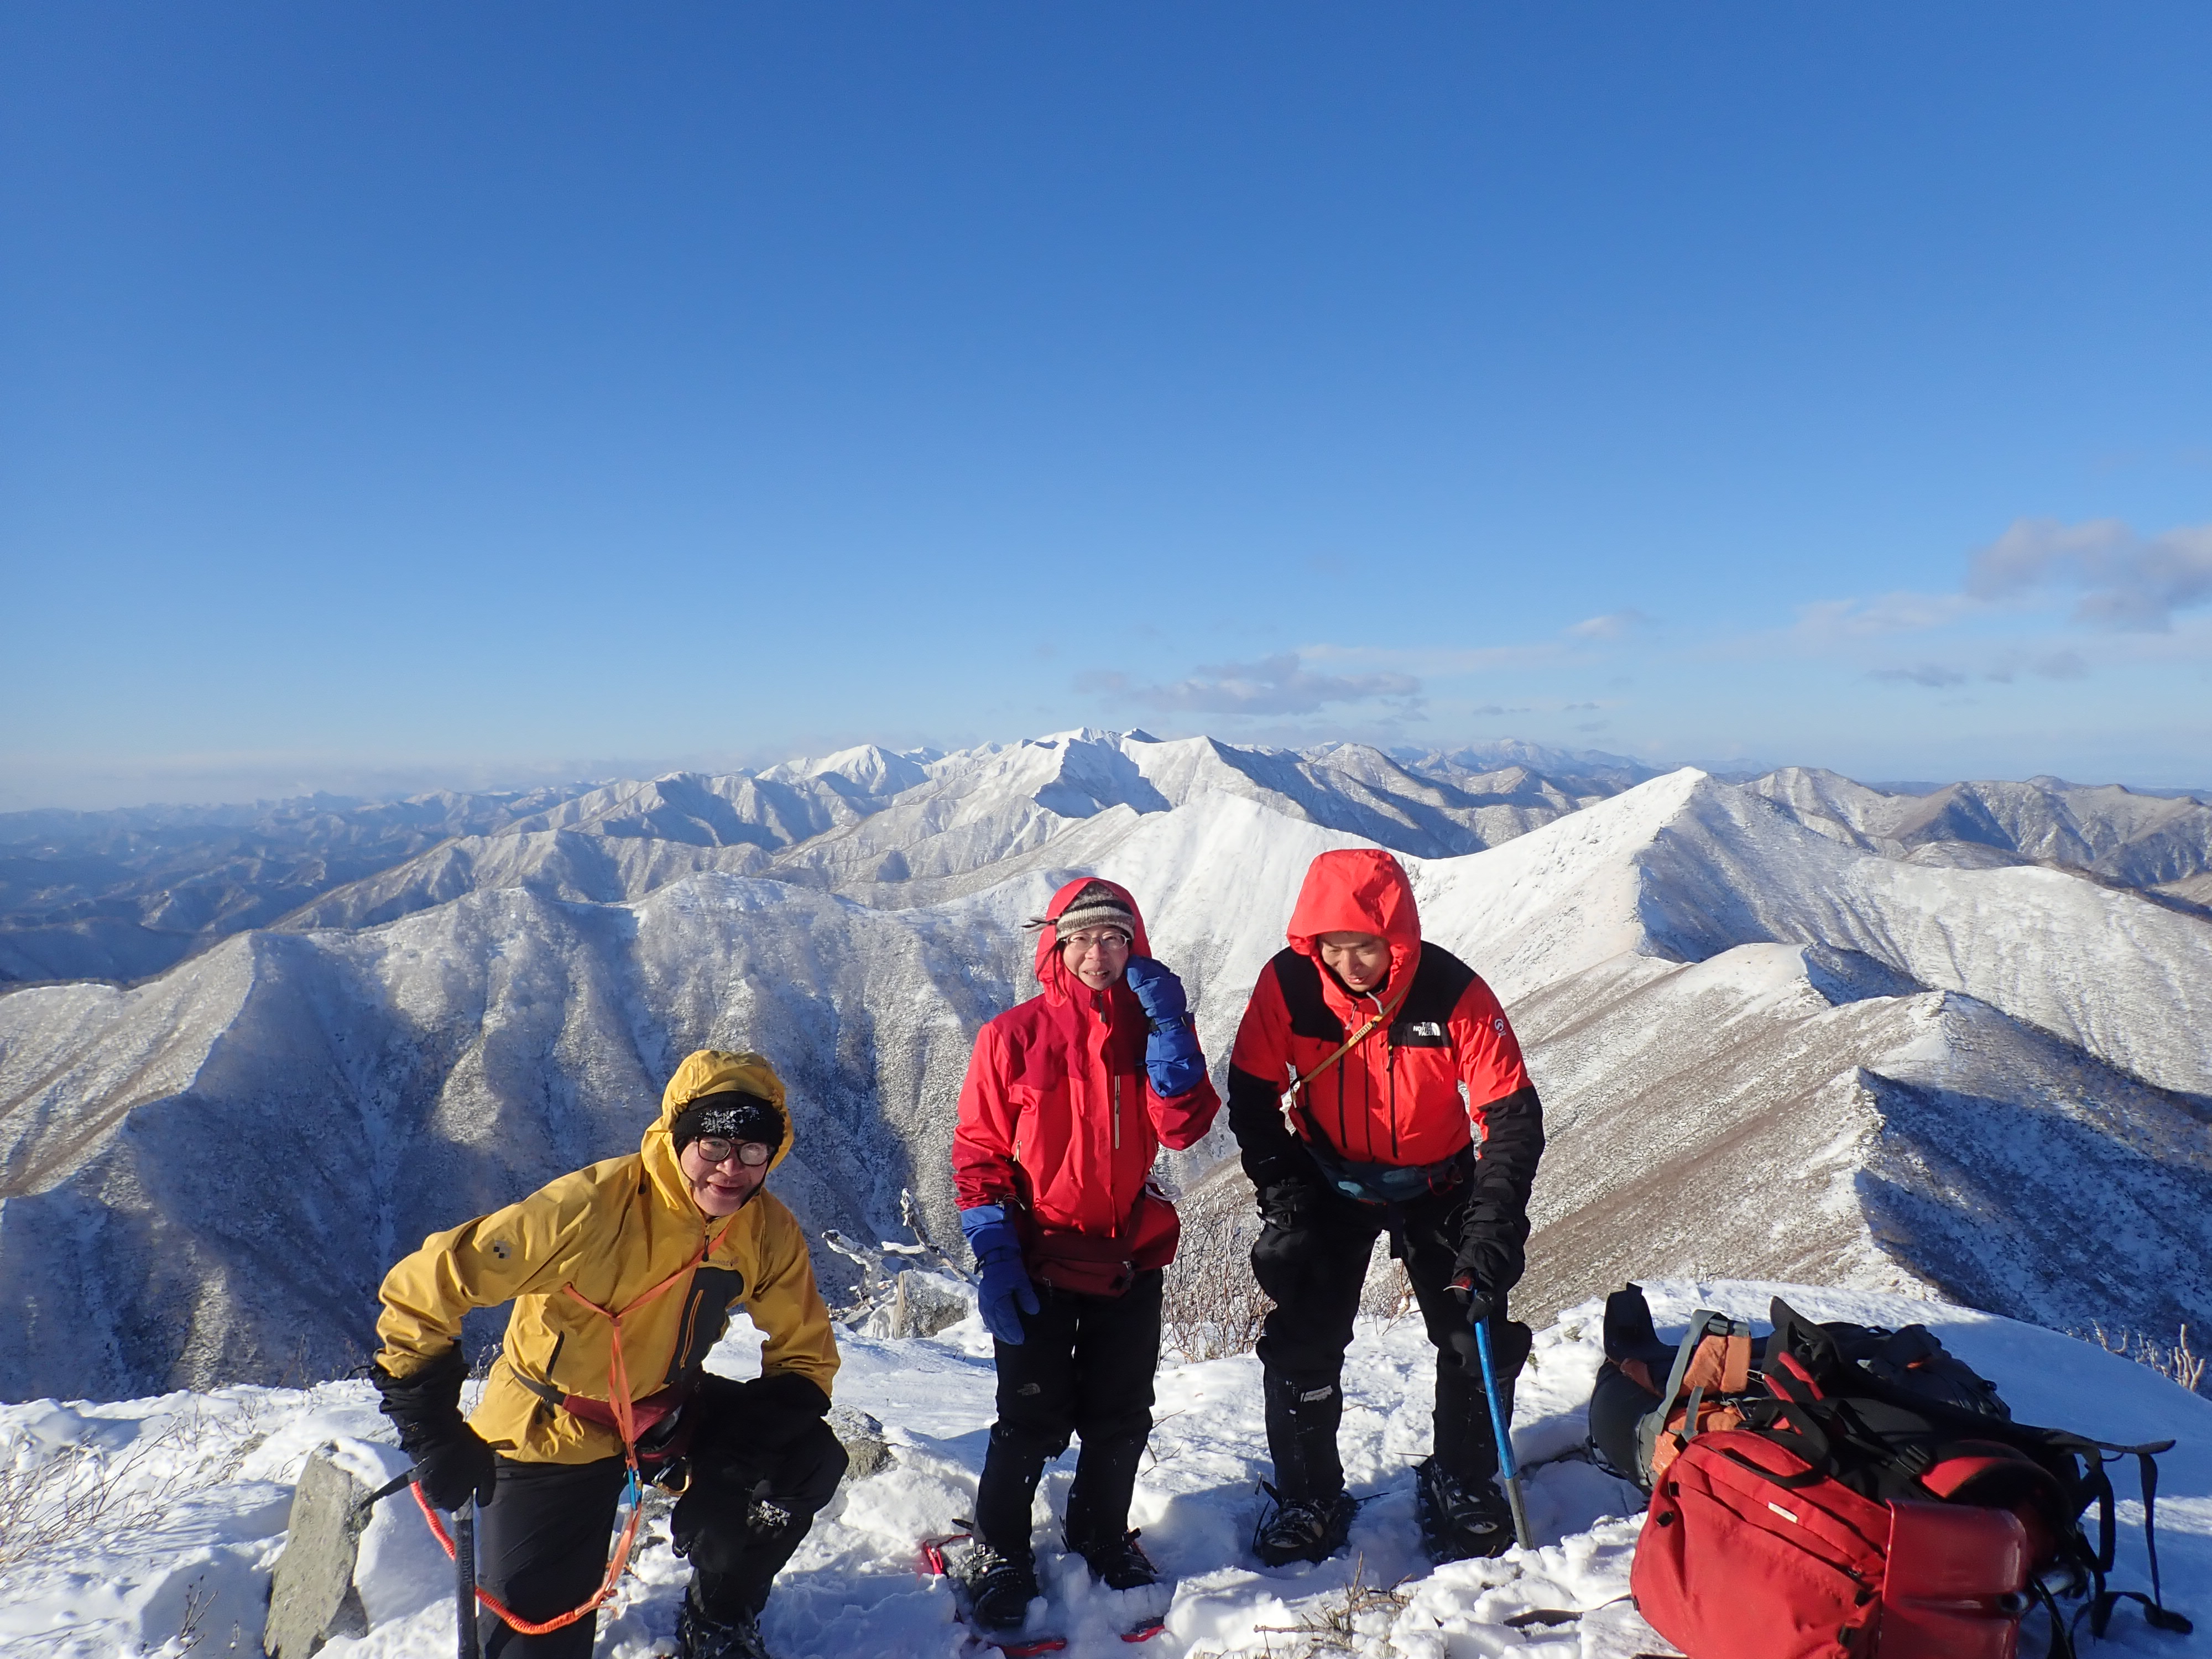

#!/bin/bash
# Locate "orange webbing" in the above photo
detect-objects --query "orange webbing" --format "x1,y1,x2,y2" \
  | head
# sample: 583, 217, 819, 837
413, 1211, 743, 1634
414, 1480, 643, 1636
1680, 1331, 1753, 1396
560, 1209, 742, 1466
1648, 1332, 1758, 1483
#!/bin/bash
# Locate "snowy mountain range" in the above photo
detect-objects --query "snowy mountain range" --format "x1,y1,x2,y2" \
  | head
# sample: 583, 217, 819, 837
1, 729, 2208, 1402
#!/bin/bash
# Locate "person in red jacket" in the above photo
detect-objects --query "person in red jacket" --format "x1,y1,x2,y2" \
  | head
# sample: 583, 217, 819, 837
951, 877, 1222, 1635
1227, 848, 1544, 1567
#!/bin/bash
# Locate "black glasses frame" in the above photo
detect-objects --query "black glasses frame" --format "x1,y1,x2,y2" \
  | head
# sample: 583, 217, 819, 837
691, 1136, 771, 1167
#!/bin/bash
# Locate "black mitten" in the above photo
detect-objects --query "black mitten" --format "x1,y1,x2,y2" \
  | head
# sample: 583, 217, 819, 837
371, 1345, 498, 1510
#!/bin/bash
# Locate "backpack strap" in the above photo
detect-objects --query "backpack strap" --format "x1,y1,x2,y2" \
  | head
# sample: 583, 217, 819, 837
1637, 1310, 1755, 1479
1276, 985, 1408, 1131
2083, 1441, 2193, 1639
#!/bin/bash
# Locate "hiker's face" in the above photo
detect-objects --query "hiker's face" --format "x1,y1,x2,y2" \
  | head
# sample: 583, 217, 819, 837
1317, 931, 1391, 992
1060, 927, 1131, 991
679, 1136, 770, 1215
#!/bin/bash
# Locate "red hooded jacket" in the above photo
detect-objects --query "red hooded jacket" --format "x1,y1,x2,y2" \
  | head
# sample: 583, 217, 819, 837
1229, 848, 1532, 1170
952, 878, 1222, 1250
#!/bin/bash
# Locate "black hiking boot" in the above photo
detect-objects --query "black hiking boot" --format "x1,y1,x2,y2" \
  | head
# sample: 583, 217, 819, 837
1251, 1484, 1357, 1567
960, 1542, 1043, 1633
1071, 1527, 1159, 1592
1415, 1455, 1514, 1562
676, 1592, 773, 1659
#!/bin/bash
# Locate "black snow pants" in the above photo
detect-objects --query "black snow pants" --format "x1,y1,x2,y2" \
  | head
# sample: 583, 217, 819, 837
973, 1267, 1164, 1557
473, 1413, 846, 1658
1251, 1180, 1529, 1501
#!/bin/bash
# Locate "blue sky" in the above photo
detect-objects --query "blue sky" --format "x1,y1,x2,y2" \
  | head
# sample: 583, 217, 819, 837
4, 3, 2210, 808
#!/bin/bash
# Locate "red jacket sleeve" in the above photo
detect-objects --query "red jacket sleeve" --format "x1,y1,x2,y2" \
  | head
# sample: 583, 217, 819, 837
951, 1020, 1020, 1210
1145, 1071, 1220, 1151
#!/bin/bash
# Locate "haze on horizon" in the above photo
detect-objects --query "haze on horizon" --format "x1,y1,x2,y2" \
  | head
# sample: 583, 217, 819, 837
5, 4, 2210, 813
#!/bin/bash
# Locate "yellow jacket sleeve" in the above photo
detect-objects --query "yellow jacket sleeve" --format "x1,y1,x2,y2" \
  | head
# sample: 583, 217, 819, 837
746, 1198, 841, 1399
374, 1171, 601, 1378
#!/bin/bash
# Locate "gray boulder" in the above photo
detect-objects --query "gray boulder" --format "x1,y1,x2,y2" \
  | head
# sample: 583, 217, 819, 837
263, 1447, 371, 1658
888, 1271, 971, 1339
827, 1405, 891, 1483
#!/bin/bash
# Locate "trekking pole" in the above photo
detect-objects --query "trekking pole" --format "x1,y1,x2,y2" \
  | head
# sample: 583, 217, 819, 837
453, 1495, 480, 1659
1474, 1314, 1534, 1551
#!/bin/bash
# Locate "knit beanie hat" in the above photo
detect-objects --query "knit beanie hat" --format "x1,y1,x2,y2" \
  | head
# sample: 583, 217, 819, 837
1052, 880, 1136, 943
670, 1091, 785, 1154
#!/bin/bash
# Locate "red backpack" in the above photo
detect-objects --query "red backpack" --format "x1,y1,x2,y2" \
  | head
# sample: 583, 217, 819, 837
1628, 1297, 2190, 1659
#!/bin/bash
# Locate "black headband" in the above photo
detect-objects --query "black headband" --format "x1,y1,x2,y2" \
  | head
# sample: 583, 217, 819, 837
671, 1092, 784, 1154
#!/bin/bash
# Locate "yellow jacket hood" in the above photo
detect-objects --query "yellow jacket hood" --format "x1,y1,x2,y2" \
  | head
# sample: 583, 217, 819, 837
642, 1048, 797, 1203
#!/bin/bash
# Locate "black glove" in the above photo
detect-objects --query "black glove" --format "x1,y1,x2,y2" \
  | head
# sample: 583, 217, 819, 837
695, 1370, 831, 1458
1447, 1270, 1496, 1329
1250, 1177, 1322, 1280
371, 1346, 498, 1511
1451, 1227, 1524, 1307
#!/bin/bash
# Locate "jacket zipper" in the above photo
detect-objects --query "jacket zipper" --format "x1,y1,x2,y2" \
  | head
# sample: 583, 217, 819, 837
1387, 1042, 1400, 1161
1358, 988, 1383, 1160
1094, 985, 1123, 1153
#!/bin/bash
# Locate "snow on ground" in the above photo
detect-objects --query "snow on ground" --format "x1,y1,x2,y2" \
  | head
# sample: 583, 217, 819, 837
2, 1283, 2206, 1658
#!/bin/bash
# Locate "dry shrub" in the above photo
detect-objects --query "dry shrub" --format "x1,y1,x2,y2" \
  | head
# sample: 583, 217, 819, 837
1255, 1553, 1412, 1656
1162, 1190, 1272, 1362
2089, 1322, 2207, 1395
0, 1397, 269, 1571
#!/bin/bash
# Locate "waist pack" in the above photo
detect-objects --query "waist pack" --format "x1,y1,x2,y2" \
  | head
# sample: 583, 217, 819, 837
513, 1376, 696, 1469
1014, 1181, 1181, 1298
1618, 1291, 2190, 1659
1296, 1128, 1473, 1208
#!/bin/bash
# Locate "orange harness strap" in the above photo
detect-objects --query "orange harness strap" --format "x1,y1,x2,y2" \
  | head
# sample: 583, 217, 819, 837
414, 1481, 646, 1637
415, 1213, 742, 1636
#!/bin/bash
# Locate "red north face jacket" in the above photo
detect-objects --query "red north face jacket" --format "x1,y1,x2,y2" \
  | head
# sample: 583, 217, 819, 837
952, 877, 1222, 1246
1230, 848, 1531, 1167
1226, 848, 1543, 1287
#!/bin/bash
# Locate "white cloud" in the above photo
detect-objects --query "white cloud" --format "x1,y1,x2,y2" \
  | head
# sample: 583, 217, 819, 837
1565, 609, 1651, 640
1968, 518, 2212, 631
1079, 653, 1422, 717
1297, 641, 1562, 675
1790, 592, 1981, 644
1867, 663, 1971, 688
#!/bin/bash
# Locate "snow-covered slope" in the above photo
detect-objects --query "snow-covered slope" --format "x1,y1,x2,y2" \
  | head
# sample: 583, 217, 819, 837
3, 1285, 2204, 1659
0, 786, 597, 986
1749, 767, 2212, 885
4, 752, 2209, 1403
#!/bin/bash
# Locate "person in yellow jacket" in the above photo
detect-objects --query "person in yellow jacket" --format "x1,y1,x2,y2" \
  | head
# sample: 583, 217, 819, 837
371, 1050, 843, 1659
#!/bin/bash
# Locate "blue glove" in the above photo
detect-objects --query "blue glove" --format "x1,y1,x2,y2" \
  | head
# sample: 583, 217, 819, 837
1123, 955, 1206, 1098
960, 1205, 1039, 1345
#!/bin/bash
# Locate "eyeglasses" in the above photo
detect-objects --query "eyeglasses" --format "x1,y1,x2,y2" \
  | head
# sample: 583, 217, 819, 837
1061, 929, 1131, 956
691, 1136, 772, 1168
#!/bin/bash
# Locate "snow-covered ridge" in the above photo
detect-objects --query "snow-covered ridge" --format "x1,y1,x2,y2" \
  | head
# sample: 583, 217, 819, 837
4, 1284, 2205, 1659
1, 734, 2209, 1404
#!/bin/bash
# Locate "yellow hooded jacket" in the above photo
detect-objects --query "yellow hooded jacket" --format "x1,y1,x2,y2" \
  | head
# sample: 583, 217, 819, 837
374, 1051, 839, 1465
